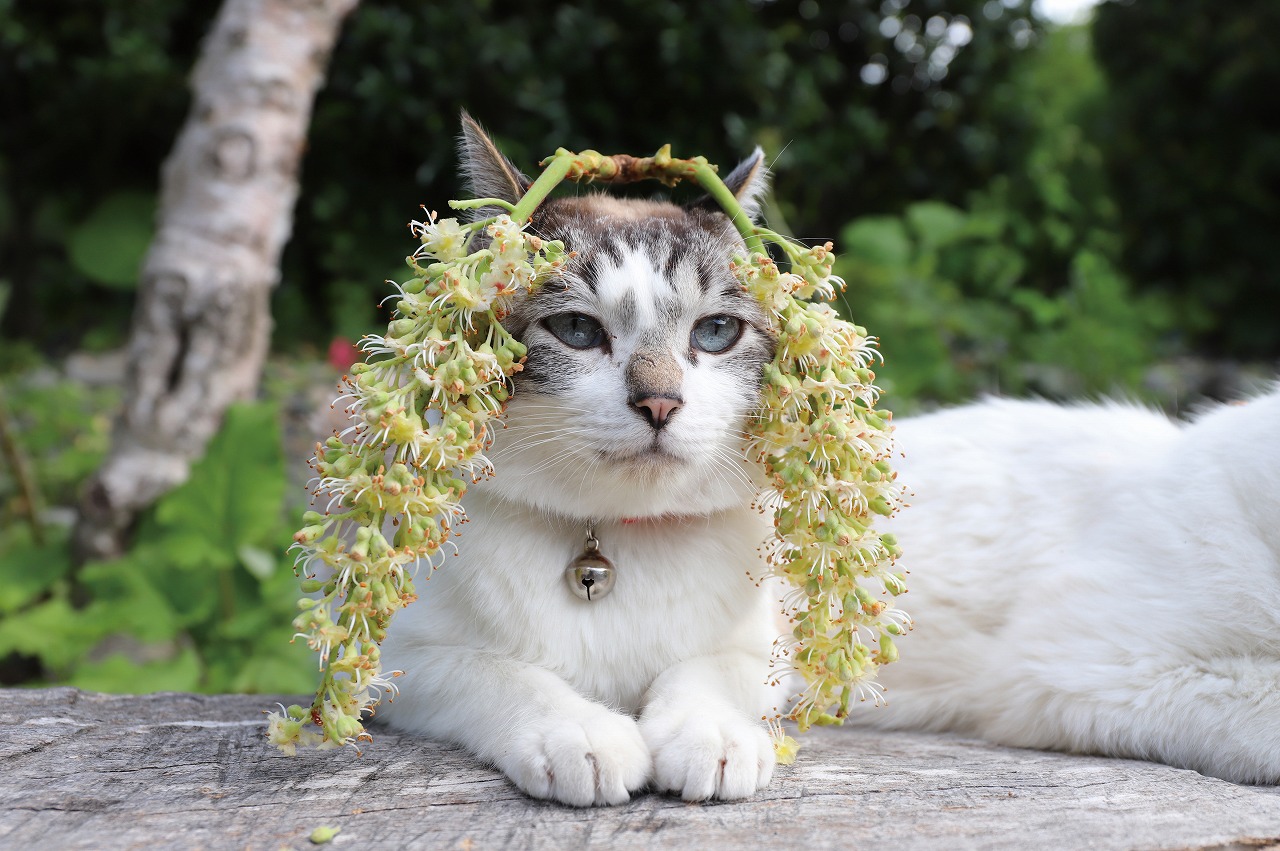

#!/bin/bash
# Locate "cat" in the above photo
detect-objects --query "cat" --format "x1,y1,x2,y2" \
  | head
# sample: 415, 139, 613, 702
861, 391, 1280, 785
379, 116, 1280, 804
378, 116, 785, 805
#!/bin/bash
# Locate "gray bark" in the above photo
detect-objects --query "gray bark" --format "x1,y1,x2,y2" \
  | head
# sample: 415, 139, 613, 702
4, 688, 1280, 850
74, 0, 358, 561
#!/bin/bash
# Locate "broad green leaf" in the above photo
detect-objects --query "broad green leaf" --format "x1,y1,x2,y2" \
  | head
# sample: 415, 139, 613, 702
229, 639, 318, 694
218, 603, 275, 641
155, 529, 223, 571
66, 192, 154, 290
237, 544, 277, 582
840, 217, 912, 271
154, 402, 286, 560
0, 525, 71, 614
78, 551, 184, 641
0, 595, 114, 670
905, 201, 969, 251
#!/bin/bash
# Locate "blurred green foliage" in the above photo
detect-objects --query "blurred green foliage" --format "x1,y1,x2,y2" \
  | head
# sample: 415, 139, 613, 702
288, 0, 1040, 339
839, 24, 1174, 407
5, 0, 1274, 363
1093, 0, 1280, 358
0, 1, 1275, 694
0, 0, 221, 353
66, 192, 156, 290
0, 400, 316, 692
2, 0, 1046, 354
0, 375, 117, 508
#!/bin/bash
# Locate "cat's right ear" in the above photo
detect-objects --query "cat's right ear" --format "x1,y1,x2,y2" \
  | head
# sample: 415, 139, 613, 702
687, 147, 771, 224
719, 147, 770, 222
457, 111, 532, 205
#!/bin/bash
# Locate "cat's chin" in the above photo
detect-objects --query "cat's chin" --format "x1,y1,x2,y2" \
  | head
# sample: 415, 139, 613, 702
478, 444, 757, 522
597, 445, 685, 470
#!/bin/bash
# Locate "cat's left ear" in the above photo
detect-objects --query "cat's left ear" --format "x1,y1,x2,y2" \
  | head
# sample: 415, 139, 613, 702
691, 147, 771, 223
457, 110, 532, 206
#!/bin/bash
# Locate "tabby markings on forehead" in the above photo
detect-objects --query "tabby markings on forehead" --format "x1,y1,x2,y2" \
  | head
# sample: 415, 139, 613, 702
594, 248, 671, 330
662, 242, 688, 286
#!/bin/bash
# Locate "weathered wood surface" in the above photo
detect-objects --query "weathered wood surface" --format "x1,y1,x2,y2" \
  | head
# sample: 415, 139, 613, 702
4, 688, 1280, 851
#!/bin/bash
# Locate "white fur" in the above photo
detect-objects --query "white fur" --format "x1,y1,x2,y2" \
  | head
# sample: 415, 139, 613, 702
382, 125, 1280, 799
864, 389, 1280, 784
596, 248, 662, 327
378, 240, 782, 805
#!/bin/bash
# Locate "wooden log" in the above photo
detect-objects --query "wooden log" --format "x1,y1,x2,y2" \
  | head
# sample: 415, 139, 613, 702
3, 688, 1279, 850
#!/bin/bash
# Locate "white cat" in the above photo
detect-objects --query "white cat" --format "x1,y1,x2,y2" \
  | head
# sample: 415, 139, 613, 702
380, 117, 1280, 803
864, 391, 1280, 785
378, 117, 784, 805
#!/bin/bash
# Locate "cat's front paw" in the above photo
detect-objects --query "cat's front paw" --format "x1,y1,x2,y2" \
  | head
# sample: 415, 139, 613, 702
640, 709, 775, 801
496, 705, 651, 807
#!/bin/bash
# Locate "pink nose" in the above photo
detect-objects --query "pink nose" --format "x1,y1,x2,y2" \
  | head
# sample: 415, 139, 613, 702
633, 396, 682, 429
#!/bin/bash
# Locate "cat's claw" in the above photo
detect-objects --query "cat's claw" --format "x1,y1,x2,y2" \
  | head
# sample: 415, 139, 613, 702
641, 711, 775, 801
496, 706, 651, 807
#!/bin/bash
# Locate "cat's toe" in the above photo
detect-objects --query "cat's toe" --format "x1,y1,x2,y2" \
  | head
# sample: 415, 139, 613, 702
499, 708, 650, 806
642, 712, 775, 801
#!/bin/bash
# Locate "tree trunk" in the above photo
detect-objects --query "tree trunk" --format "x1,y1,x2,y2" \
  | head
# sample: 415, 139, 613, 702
75, 0, 359, 561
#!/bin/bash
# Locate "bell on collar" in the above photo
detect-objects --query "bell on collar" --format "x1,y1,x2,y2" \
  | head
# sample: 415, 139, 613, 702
565, 529, 615, 601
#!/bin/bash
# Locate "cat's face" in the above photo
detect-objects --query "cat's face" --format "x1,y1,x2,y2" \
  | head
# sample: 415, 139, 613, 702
489, 197, 774, 519
456, 116, 774, 520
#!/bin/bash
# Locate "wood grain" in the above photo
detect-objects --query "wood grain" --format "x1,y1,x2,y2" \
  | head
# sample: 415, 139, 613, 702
4, 688, 1279, 850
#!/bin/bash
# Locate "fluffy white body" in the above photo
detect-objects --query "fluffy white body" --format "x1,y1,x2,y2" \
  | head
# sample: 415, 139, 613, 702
866, 389, 1280, 784
378, 493, 779, 805
380, 118, 1280, 804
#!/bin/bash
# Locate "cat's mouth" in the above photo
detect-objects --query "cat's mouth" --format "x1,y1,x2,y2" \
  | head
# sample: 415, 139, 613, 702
598, 443, 685, 468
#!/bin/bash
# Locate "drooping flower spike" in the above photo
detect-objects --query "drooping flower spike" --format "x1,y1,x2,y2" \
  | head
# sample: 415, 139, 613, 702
269, 146, 909, 759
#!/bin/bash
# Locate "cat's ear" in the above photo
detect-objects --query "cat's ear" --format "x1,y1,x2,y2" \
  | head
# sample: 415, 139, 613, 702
689, 147, 771, 223
457, 111, 532, 205
721, 147, 771, 221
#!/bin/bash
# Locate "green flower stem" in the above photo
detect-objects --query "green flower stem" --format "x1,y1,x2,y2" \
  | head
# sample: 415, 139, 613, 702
688, 161, 766, 255
449, 198, 516, 213
508, 147, 765, 256
510, 152, 579, 223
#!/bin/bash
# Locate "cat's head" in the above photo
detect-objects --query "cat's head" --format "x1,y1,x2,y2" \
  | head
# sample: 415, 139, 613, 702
458, 115, 775, 521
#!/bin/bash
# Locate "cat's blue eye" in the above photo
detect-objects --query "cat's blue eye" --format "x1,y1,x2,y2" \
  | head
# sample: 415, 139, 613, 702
691, 315, 742, 354
544, 313, 607, 350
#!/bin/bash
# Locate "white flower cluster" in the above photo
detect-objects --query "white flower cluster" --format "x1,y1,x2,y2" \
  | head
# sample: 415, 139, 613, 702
735, 237, 910, 734
267, 213, 568, 753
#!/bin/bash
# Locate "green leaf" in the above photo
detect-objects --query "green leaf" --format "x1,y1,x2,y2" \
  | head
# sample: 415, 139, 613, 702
840, 217, 912, 270
905, 201, 969, 252
69, 646, 202, 694
153, 402, 286, 560
78, 550, 185, 641
155, 529, 223, 571
229, 640, 318, 694
1010, 288, 1065, 327
237, 544, 277, 582
0, 595, 114, 670
0, 525, 71, 614
66, 192, 155, 290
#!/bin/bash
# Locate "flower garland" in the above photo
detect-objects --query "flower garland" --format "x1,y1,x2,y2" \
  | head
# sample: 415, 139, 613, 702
267, 146, 907, 757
